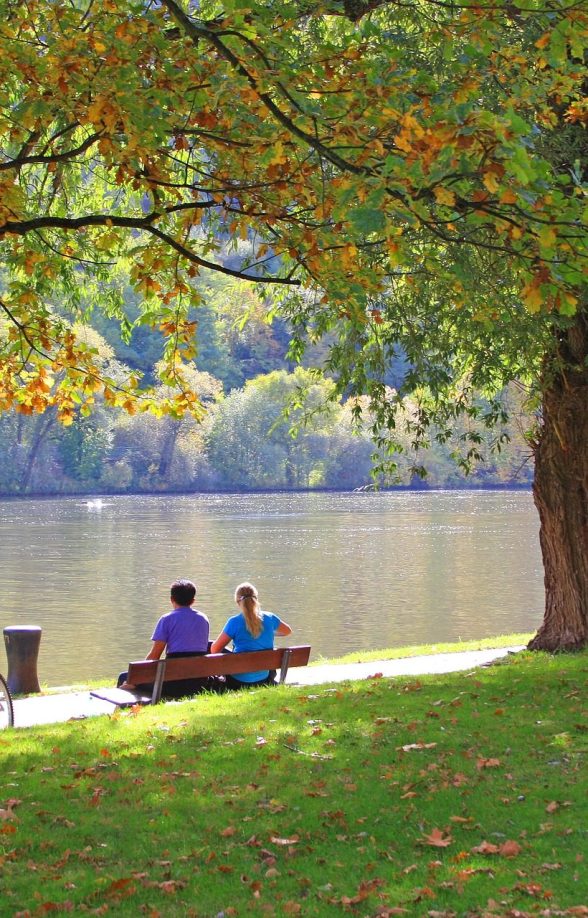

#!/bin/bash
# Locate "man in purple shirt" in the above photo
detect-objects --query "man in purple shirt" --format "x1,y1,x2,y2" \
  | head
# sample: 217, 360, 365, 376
149, 579, 209, 659
118, 579, 210, 698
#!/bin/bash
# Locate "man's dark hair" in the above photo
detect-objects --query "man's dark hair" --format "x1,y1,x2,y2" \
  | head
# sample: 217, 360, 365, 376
170, 579, 197, 606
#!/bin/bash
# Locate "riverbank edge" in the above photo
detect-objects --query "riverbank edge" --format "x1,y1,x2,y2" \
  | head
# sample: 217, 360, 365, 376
31, 632, 533, 696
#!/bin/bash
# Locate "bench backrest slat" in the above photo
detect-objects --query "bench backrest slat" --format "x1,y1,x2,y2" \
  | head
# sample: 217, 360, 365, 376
127, 645, 311, 686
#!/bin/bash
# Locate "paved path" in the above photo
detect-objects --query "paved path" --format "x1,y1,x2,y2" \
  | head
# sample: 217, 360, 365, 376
11, 646, 523, 729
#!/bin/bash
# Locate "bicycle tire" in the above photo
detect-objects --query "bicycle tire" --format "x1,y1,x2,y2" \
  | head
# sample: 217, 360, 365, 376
0, 674, 14, 728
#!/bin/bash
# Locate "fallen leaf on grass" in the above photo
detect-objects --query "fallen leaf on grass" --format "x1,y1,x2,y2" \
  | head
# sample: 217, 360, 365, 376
500, 840, 522, 857
0, 799, 21, 821
476, 757, 501, 770
451, 773, 468, 787
399, 742, 437, 752
513, 881, 549, 898
269, 835, 299, 846
413, 886, 436, 901
158, 880, 187, 893
220, 825, 237, 837
89, 787, 105, 807
103, 877, 135, 898
471, 839, 521, 857
337, 877, 385, 906
420, 828, 453, 848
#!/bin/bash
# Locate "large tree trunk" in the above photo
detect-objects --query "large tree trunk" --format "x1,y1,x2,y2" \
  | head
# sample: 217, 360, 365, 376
528, 305, 588, 651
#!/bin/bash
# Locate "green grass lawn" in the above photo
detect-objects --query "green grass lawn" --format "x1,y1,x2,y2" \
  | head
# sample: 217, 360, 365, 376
2, 649, 587, 917
311, 633, 532, 666
38, 633, 533, 694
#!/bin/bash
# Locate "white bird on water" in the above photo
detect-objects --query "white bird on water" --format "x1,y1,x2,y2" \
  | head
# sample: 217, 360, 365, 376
86, 498, 104, 510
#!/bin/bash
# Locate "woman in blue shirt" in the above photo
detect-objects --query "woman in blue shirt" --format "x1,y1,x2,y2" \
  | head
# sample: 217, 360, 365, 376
211, 582, 292, 688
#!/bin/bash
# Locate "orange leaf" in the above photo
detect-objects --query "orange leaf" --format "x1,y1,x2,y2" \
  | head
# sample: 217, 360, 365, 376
421, 828, 452, 847
471, 840, 499, 855
499, 840, 522, 857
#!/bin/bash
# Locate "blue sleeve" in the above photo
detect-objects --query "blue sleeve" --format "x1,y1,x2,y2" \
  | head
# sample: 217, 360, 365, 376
224, 615, 238, 639
269, 613, 281, 632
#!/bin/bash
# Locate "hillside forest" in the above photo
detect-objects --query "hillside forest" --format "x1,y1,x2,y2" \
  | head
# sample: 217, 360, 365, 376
1, 265, 535, 496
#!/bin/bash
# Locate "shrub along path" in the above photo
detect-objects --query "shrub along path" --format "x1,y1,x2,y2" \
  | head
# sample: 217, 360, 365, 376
11, 646, 522, 728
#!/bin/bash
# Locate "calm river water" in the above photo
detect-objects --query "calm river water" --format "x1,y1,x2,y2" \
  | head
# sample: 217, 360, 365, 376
0, 491, 543, 686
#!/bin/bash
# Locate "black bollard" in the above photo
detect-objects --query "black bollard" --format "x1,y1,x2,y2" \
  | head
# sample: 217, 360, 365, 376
3, 626, 42, 694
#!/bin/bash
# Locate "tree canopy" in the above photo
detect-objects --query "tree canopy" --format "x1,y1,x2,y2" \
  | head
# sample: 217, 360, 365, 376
0, 0, 586, 648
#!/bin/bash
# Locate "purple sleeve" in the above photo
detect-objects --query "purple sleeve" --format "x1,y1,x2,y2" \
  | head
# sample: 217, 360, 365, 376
151, 616, 168, 643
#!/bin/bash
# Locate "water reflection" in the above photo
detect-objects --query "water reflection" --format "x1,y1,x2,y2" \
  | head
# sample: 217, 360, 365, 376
0, 491, 543, 685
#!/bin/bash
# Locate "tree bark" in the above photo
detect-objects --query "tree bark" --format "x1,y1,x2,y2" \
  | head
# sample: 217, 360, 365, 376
528, 305, 588, 651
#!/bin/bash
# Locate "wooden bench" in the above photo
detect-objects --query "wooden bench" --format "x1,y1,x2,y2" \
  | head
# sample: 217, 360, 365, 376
91, 645, 311, 707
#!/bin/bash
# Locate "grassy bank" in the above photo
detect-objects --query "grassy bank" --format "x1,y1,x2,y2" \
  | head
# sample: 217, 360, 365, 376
2, 649, 587, 916
42, 633, 533, 694
312, 633, 532, 666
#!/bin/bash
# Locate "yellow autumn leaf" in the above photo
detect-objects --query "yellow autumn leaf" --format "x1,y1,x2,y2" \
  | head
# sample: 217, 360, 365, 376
521, 282, 543, 313
270, 141, 288, 165
482, 172, 499, 194
433, 186, 456, 207
538, 225, 557, 249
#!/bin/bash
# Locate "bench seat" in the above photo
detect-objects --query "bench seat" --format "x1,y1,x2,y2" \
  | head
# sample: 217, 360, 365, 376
91, 645, 311, 707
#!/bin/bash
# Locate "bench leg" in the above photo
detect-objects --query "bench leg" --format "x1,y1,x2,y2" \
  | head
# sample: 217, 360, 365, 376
150, 659, 167, 704
278, 648, 292, 684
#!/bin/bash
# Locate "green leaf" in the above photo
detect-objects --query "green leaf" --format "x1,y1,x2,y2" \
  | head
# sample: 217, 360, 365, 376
349, 207, 387, 235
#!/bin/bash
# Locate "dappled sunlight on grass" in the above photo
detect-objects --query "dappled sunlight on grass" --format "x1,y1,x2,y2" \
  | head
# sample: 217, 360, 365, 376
2, 650, 587, 915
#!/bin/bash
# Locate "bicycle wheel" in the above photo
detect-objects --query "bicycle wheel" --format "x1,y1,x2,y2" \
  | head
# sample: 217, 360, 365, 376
0, 674, 14, 728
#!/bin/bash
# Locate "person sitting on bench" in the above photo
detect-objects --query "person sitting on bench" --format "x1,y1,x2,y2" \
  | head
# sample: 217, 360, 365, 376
118, 578, 210, 699
210, 581, 292, 689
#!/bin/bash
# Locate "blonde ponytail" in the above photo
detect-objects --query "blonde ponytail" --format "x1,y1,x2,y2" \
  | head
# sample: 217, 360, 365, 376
235, 582, 262, 638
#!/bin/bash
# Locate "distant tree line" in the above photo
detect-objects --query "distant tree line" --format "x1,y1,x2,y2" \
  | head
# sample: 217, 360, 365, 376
0, 353, 534, 496
0, 268, 534, 496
